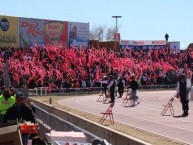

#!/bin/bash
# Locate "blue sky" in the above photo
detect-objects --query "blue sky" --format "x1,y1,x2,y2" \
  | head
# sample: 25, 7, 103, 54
0, 0, 192, 49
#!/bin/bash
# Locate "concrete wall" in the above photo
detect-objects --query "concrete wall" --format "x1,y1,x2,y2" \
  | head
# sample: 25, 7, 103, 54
31, 99, 151, 145
89, 40, 120, 52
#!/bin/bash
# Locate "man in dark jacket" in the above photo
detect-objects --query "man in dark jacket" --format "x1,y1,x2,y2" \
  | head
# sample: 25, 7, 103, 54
177, 74, 191, 116
107, 75, 117, 103
100, 76, 109, 97
128, 75, 139, 106
117, 77, 125, 98
4, 92, 35, 123
4, 92, 36, 145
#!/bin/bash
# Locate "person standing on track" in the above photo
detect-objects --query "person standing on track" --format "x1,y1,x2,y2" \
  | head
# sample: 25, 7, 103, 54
176, 74, 191, 116
128, 75, 139, 106
117, 76, 125, 98
107, 75, 117, 103
100, 75, 109, 98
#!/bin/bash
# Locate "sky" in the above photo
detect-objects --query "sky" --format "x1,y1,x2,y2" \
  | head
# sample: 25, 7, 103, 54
0, 0, 192, 49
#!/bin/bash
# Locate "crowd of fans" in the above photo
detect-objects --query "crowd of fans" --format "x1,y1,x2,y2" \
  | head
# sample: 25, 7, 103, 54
0, 46, 193, 89
0, 45, 193, 144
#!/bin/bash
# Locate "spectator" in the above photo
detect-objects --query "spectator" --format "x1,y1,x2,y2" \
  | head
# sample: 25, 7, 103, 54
0, 75, 4, 87
4, 92, 36, 123
32, 136, 48, 145
81, 79, 87, 88
0, 89, 15, 123
0, 86, 5, 95
4, 92, 36, 145
92, 138, 108, 145
0, 46, 192, 90
10, 87, 18, 98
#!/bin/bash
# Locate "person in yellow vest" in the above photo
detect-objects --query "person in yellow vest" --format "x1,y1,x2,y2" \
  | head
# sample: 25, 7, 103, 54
4, 92, 36, 145
0, 89, 15, 123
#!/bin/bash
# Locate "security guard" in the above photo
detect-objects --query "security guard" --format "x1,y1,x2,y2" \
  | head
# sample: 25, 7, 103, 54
0, 89, 15, 123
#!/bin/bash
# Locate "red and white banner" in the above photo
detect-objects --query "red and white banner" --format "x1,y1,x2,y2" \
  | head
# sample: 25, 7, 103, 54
121, 40, 167, 46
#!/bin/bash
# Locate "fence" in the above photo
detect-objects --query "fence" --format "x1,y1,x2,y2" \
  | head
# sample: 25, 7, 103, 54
28, 84, 176, 144
32, 103, 107, 144
28, 84, 177, 96
28, 87, 102, 96
139, 84, 177, 90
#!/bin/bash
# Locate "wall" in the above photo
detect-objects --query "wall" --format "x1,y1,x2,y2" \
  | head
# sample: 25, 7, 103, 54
31, 98, 151, 145
89, 40, 120, 52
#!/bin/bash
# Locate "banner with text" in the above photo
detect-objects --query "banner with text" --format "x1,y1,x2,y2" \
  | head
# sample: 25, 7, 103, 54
0, 16, 19, 47
68, 22, 89, 48
19, 18, 45, 48
44, 20, 68, 48
120, 40, 167, 49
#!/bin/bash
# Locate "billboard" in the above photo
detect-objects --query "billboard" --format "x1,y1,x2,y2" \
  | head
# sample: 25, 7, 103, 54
0, 15, 89, 49
44, 20, 68, 48
0, 16, 19, 47
19, 18, 45, 48
68, 22, 89, 48
120, 40, 167, 49
169, 41, 180, 54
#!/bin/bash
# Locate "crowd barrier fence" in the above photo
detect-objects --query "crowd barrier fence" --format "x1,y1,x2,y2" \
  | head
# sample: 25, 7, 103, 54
31, 100, 151, 145
32, 103, 106, 144
28, 84, 177, 96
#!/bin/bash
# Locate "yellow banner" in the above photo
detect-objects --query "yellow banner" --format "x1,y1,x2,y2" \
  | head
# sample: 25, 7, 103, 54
0, 16, 19, 47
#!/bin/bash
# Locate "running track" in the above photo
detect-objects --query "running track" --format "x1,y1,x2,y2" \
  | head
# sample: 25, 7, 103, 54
58, 90, 193, 145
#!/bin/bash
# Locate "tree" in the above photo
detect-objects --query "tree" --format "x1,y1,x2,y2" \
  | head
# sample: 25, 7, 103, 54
106, 27, 116, 41
89, 25, 116, 41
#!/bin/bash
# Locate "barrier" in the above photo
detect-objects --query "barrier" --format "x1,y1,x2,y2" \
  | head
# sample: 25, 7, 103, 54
32, 102, 105, 144
28, 84, 177, 97
30, 99, 151, 145
0, 124, 23, 145
28, 87, 102, 96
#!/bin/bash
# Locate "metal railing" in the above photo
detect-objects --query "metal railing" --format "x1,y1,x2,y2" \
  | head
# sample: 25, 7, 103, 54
32, 103, 107, 144
139, 84, 177, 90
28, 87, 102, 96
28, 84, 177, 96
29, 85, 177, 145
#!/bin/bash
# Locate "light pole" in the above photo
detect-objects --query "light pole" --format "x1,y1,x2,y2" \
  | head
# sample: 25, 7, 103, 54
112, 16, 122, 33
